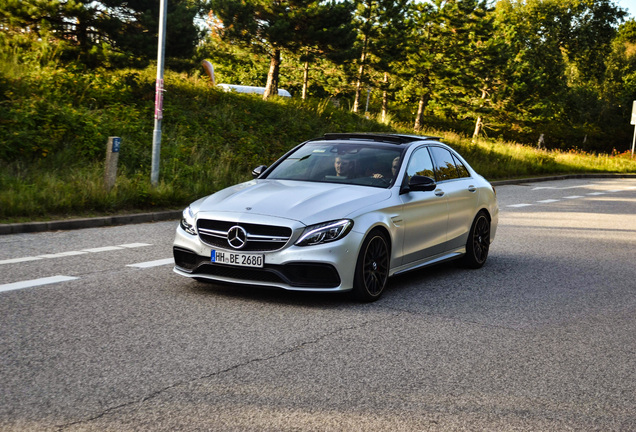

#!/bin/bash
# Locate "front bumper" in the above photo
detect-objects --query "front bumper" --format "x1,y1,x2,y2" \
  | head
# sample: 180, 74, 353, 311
173, 223, 363, 292
174, 246, 341, 288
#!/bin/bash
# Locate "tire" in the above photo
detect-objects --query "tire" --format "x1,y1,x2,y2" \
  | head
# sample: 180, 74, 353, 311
462, 211, 491, 269
351, 230, 390, 302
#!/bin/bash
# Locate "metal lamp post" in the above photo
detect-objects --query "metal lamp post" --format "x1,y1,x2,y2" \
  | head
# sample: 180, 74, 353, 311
151, 0, 168, 186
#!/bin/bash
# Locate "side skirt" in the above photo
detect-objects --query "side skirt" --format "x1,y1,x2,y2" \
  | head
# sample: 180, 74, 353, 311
390, 247, 465, 277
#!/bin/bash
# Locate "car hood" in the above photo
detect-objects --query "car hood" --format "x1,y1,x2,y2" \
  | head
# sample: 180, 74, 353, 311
194, 179, 392, 226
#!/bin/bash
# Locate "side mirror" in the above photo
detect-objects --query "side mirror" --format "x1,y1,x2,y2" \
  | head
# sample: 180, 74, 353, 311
408, 175, 436, 192
252, 165, 267, 178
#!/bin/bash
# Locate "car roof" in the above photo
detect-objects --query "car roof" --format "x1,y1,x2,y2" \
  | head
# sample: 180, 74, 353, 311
316, 133, 441, 145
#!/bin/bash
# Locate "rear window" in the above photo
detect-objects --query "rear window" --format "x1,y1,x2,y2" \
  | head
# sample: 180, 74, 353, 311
453, 154, 471, 178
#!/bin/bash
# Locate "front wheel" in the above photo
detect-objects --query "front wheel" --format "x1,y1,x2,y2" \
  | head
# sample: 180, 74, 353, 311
462, 211, 491, 269
351, 230, 390, 302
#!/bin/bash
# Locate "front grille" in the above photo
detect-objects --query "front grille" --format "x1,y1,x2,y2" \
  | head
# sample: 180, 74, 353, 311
197, 219, 292, 252
173, 247, 340, 288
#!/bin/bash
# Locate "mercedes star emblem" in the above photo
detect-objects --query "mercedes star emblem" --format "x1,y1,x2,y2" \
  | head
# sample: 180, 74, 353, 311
227, 226, 248, 249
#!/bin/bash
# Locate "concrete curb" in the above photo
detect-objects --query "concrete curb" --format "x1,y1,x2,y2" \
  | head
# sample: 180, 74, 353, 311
1, 173, 635, 235
0, 210, 182, 235
490, 172, 636, 187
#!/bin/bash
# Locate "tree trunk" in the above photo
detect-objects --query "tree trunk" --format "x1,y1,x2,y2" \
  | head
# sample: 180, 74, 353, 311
353, 33, 369, 113
264, 48, 281, 100
472, 87, 488, 139
302, 57, 310, 100
472, 116, 483, 139
381, 72, 389, 123
76, 19, 89, 51
414, 94, 428, 132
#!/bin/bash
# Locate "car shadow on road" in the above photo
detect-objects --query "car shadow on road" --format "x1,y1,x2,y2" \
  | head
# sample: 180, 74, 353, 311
183, 259, 468, 310
186, 278, 354, 309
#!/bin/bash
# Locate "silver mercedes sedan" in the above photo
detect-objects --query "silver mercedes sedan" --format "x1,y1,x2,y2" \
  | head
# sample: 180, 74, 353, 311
173, 133, 498, 301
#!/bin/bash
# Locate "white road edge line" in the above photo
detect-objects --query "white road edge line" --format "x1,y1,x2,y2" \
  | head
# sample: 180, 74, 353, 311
0, 275, 79, 293
127, 258, 174, 269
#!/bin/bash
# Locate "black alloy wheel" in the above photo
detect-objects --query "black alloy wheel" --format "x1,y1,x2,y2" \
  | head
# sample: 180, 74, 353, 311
352, 230, 390, 302
463, 211, 490, 269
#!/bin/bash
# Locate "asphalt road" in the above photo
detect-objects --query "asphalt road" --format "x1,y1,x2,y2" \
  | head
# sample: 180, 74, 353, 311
1, 178, 635, 431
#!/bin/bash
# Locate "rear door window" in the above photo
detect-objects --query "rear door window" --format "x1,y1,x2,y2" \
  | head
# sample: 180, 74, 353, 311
429, 147, 459, 181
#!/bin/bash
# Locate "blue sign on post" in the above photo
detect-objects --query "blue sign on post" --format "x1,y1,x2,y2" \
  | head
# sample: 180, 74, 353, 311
105, 137, 121, 190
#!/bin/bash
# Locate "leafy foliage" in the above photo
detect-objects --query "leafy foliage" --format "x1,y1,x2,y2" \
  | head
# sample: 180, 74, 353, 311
1, 0, 636, 221
0, 0, 203, 67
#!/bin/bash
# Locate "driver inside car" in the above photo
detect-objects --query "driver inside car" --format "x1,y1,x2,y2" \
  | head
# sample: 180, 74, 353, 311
334, 156, 354, 178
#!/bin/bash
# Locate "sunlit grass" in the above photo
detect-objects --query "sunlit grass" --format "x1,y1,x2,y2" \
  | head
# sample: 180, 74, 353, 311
418, 129, 636, 180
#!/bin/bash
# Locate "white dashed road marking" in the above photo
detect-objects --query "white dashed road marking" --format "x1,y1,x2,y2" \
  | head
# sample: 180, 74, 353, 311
507, 185, 634, 209
119, 243, 152, 248
0, 275, 79, 293
0, 243, 153, 266
38, 251, 88, 259
0, 256, 43, 265
532, 185, 597, 190
1, 243, 170, 293
82, 246, 125, 253
127, 258, 174, 269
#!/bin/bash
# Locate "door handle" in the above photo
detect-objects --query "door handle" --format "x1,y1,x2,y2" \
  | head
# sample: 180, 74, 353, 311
468, 185, 477, 192
435, 189, 445, 197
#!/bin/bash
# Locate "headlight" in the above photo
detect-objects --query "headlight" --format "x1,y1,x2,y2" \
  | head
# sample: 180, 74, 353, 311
180, 206, 197, 235
295, 219, 353, 246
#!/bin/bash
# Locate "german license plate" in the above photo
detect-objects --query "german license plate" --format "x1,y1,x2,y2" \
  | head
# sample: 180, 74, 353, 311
211, 250, 264, 268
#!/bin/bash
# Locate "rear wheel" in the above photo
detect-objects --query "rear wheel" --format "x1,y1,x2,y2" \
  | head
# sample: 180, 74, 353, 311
351, 230, 390, 302
462, 211, 491, 269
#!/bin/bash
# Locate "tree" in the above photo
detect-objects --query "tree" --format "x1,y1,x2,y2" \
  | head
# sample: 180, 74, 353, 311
456, 1, 512, 139
209, 0, 355, 100
398, 0, 479, 131
296, 1, 356, 100
604, 19, 636, 108
350, 0, 410, 113
0, 0, 203, 66
100, 0, 203, 61
369, 0, 411, 120
490, 0, 626, 147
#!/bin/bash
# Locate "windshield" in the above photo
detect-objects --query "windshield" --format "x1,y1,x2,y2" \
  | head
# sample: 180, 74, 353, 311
266, 141, 405, 188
